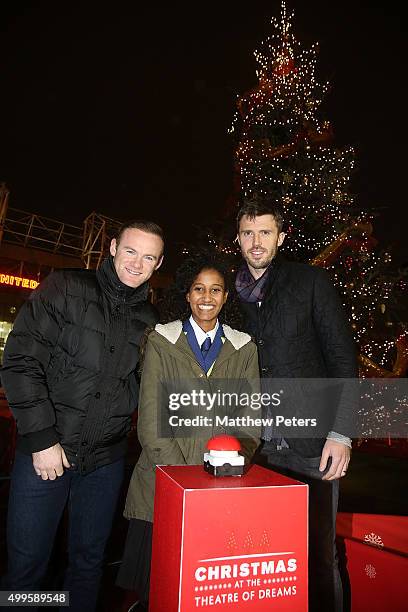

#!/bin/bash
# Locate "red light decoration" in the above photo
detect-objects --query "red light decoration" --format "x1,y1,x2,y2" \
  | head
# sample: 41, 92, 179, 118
0, 274, 39, 290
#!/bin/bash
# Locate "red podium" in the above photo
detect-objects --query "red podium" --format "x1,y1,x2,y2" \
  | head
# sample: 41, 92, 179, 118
150, 464, 308, 611
336, 513, 408, 611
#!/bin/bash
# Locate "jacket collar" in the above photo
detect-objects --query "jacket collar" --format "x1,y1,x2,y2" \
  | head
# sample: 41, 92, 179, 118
261, 253, 284, 300
154, 320, 252, 350
96, 256, 149, 306
253, 253, 285, 333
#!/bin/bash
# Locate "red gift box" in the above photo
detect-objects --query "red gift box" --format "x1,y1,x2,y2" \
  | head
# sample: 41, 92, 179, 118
337, 512, 408, 556
150, 464, 308, 611
341, 537, 408, 612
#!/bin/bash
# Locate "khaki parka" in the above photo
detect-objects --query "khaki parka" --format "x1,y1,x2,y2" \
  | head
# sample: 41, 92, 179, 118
124, 320, 260, 522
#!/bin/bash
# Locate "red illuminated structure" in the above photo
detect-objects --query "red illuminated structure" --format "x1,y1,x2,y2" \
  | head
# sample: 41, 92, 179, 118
0, 274, 39, 290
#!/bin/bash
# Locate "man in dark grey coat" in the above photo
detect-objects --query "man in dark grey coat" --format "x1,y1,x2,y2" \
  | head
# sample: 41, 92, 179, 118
235, 197, 357, 612
1, 220, 164, 612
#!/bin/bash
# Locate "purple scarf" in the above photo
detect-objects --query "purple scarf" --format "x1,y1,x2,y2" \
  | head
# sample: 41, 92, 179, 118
235, 262, 271, 303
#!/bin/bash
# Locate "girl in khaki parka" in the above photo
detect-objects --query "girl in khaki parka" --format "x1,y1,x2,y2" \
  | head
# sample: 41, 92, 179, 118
117, 252, 260, 610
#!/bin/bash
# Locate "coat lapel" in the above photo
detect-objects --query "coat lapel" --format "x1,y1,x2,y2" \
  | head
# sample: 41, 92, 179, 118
210, 339, 236, 373
257, 256, 285, 333
155, 322, 239, 376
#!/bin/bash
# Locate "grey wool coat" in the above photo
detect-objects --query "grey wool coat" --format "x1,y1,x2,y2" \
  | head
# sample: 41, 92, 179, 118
124, 320, 260, 522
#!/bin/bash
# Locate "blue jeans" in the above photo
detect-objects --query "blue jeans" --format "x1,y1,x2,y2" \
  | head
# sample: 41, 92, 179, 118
258, 443, 343, 612
3, 452, 124, 612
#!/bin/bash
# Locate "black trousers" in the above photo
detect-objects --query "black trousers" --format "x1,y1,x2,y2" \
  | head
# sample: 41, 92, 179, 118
116, 518, 152, 605
256, 443, 343, 612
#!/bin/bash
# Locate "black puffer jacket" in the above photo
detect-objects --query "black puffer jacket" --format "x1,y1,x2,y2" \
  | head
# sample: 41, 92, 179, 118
238, 255, 358, 457
2, 257, 158, 473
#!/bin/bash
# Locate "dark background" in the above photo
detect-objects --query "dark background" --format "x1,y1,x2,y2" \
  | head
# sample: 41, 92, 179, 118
0, 1, 406, 271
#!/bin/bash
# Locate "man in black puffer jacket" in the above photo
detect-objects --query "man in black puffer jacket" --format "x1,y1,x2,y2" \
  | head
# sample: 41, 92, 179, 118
235, 198, 357, 612
1, 219, 164, 612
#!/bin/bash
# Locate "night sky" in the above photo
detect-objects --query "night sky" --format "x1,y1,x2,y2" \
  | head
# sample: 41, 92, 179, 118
1, 1, 406, 271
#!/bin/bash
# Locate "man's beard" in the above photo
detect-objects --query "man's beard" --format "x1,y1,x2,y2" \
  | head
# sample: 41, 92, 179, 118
246, 251, 274, 270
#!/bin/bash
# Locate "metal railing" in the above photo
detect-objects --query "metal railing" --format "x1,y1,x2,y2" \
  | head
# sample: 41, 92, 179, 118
0, 187, 123, 270
82, 212, 122, 269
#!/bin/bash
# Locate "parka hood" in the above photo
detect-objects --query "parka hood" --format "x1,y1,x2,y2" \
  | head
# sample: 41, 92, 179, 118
154, 320, 252, 351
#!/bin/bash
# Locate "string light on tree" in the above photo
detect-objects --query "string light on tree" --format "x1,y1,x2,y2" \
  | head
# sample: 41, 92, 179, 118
229, 0, 407, 374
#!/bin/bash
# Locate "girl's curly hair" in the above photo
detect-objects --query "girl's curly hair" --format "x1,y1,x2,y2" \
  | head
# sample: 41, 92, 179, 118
157, 248, 243, 329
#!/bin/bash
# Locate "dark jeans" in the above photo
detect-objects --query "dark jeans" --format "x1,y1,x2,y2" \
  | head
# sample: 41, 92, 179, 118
2, 452, 124, 612
256, 443, 342, 612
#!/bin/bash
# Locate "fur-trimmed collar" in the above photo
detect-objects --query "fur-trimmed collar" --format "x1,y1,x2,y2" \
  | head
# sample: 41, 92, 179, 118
155, 320, 252, 350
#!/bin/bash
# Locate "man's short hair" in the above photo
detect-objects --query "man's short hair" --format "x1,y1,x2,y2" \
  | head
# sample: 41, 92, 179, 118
116, 219, 165, 245
236, 196, 284, 233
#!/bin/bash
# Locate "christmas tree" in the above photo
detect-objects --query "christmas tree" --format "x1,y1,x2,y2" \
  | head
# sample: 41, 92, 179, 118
228, 1, 407, 376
